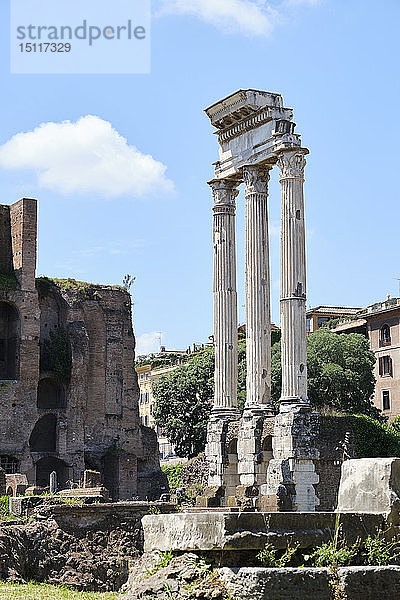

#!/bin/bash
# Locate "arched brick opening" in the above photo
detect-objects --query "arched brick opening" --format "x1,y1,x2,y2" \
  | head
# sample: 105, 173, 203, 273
262, 435, 273, 452
0, 301, 20, 380
29, 414, 57, 452
103, 452, 119, 501
227, 438, 238, 454
37, 378, 65, 409
36, 456, 68, 489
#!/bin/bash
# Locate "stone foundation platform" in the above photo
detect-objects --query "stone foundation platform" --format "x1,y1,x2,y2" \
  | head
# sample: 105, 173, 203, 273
142, 511, 387, 554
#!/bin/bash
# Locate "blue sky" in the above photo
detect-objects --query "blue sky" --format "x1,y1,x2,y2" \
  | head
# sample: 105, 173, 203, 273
0, 0, 399, 354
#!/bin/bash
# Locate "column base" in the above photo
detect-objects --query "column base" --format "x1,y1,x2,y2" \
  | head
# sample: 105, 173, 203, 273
264, 406, 320, 512
210, 406, 241, 421
243, 404, 275, 418
279, 397, 310, 413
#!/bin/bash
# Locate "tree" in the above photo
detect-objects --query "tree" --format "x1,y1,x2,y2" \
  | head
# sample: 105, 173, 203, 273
153, 342, 248, 458
154, 327, 378, 457
271, 328, 379, 418
153, 348, 214, 458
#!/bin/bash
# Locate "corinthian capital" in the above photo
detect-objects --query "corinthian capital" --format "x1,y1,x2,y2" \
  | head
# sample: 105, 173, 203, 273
277, 150, 307, 180
243, 165, 271, 197
209, 178, 240, 207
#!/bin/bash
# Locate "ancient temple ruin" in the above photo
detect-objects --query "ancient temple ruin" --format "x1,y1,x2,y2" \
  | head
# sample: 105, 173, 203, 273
203, 89, 319, 511
0, 198, 164, 500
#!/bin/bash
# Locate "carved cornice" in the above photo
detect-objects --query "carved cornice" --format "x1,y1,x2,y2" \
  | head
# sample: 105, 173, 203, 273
243, 165, 271, 197
209, 179, 240, 208
277, 150, 307, 180
217, 108, 274, 144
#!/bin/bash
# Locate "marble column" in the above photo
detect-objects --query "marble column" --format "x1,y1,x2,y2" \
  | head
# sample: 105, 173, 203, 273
243, 165, 273, 411
277, 149, 309, 404
210, 178, 240, 416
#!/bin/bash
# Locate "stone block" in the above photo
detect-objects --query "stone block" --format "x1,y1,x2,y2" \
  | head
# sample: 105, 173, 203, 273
218, 566, 400, 600
58, 486, 110, 502
25, 486, 47, 495
195, 496, 220, 508
219, 567, 331, 600
195, 486, 225, 508
337, 458, 400, 522
142, 511, 385, 553
338, 566, 400, 600
5, 473, 28, 497
83, 469, 102, 488
9, 495, 47, 517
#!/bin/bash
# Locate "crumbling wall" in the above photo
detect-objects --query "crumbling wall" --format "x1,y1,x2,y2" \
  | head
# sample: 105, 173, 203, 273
0, 198, 163, 501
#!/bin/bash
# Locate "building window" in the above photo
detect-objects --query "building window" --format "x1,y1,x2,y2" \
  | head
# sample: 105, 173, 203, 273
379, 324, 391, 347
140, 374, 144, 380
317, 317, 330, 328
306, 318, 311, 333
379, 355, 393, 377
145, 373, 149, 381
382, 390, 390, 411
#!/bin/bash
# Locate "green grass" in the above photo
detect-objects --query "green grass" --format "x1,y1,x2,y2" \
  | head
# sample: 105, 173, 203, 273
0, 582, 123, 600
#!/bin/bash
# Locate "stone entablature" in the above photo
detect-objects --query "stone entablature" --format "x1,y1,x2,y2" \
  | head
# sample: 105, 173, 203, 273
205, 90, 299, 180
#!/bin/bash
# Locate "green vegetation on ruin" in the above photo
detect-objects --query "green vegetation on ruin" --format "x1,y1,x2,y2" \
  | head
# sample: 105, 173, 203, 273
135, 353, 189, 370
0, 270, 19, 291
36, 277, 127, 301
256, 530, 400, 569
0, 495, 15, 521
40, 327, 72, 381
36, 277, 102, 301
161, 463, 183, 492
349, 414, 400, 458
0, 582, 120, 600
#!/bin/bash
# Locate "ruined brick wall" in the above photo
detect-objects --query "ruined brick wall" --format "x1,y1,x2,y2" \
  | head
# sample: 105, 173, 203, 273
36, 280, 161, 500
0, 206, 12, 272
0, 198, 162, 501
0, 199, 40, 483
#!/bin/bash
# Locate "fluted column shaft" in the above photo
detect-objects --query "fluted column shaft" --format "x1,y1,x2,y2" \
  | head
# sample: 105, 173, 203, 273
210, 179, 240, 413
278, 149, 309, 403
243, 165, 272, 409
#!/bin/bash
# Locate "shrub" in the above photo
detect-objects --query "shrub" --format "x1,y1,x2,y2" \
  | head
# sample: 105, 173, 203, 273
161, 463, 183, 493
40, 327, 72, 381
349, 415, 400, 458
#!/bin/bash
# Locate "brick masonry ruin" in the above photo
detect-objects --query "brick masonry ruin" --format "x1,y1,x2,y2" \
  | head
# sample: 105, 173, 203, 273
0, 197, 166, 500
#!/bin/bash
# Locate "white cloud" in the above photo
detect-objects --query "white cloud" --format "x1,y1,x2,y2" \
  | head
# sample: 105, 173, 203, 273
136, 331, 162, 356
0, 116, 174, 198
71, 240, 145, 259
157, 0, 276, 36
